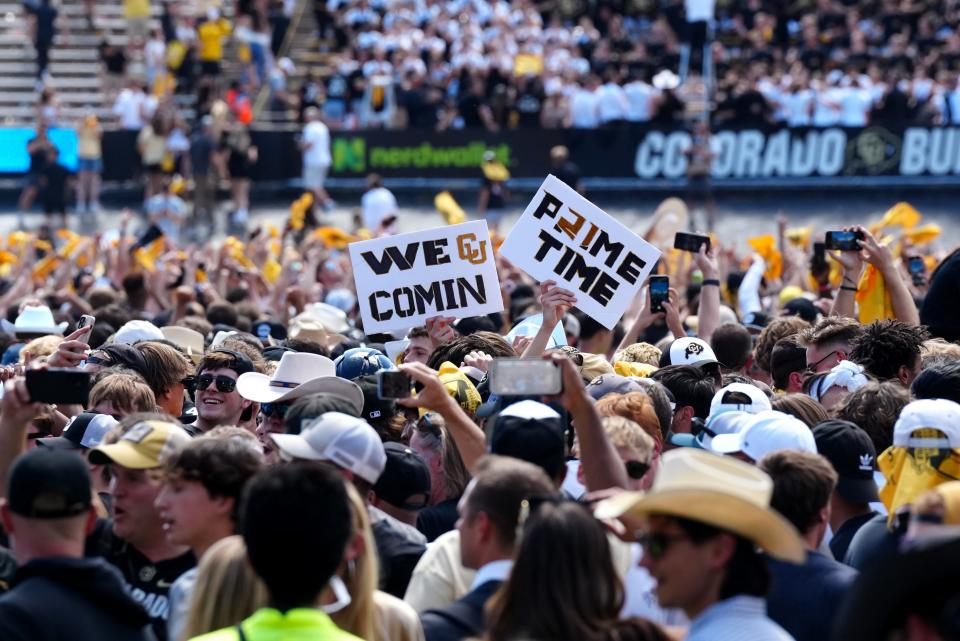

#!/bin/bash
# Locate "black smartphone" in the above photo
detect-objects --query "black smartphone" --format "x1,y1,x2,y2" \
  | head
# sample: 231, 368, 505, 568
825, 230, 864, 252
377, 370, 412, 399
489, 359, 562, 396
76, 315, 95, 331
674, 232, 711, 253
908, 256, 925, 276
25, 368, 91, 405
650, 275, 669, 313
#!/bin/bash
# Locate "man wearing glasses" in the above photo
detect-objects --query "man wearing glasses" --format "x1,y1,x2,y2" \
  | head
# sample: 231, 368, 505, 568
798, 317, 863, 374
193, 349, 257, 434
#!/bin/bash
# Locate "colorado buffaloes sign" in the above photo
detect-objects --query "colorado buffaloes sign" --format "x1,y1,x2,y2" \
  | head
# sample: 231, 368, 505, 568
349, 220, 503, 334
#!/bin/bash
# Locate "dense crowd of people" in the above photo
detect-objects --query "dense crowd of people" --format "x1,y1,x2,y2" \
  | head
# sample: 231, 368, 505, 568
0, 189, 954, 641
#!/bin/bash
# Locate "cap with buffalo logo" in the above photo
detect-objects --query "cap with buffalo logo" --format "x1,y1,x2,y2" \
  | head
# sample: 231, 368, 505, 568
373, 442, 432, 511
812, 419, 879, 503
251, 320, 287, 344
8, 448, 92, 519
88, 420, 191, 469
38, 412, 119, 450
659, 337, 720, 369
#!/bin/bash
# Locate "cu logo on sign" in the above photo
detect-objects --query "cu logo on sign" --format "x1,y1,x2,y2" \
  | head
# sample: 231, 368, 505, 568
457, 233, 488, 265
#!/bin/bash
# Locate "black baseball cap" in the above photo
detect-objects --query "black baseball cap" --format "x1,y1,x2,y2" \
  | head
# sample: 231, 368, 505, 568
812, 419, 879, 503
37, 412, 119, 450
783, 298, 819, 324
354, 374, 397, 424
252, 320, 287, 344
8, 448, 92, 519
489, 400, 566, 480
373, 442, 431, 510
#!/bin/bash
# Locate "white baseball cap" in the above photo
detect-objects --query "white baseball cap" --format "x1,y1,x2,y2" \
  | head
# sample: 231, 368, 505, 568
113, 320, 165, 345
271, 412, 386, 484
659, 337, 719, 368
892, 399, 960, 449
697, 410, 754, 450
710, 410, 817, 461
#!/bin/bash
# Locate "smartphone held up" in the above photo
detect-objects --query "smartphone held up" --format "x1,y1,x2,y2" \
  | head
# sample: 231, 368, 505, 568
489, 359, 563, 396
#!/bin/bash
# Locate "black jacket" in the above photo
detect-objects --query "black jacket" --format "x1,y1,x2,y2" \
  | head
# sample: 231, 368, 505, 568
0, 556, 155, 641
421, 580, 502, 641
920, 249, 960, 341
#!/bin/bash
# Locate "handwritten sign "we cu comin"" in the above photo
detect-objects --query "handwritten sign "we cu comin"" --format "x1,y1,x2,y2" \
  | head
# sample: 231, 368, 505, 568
349, 220, 504, 334
500, 175, 661, 329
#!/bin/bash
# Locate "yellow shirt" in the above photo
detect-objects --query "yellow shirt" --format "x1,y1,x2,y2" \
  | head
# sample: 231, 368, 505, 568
124, 0, 151, 19
78, 125, 101, 159
197, 19, 232, 61
191, 608, 364, 641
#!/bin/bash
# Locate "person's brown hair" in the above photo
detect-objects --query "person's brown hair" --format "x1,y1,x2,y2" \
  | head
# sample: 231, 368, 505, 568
595, 392, 662, 449
832, 381, 910, 453
89, 372, 157, 415
797, 316, 863, 349
415, 413, 471, 500
484, 501, 670, 641
465, 455, 554, 550
177, 316, 213, 338
753, 317, 810, 373
758, 450, 838, 535
135, 341, 194, 398
770, 393, 829, 428
426, 331, 517, 370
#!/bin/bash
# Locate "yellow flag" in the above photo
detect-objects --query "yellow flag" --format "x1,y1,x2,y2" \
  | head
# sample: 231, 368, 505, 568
262, 259, 282, 284
32, 255, 59, 279
133, 248, 156, 273
747, 235, 783, 281
435, 191, 466, 225
312, 227, 356, 249
855, 264, 894, 323
880, 202, 922, 229
904, 223, 941, 245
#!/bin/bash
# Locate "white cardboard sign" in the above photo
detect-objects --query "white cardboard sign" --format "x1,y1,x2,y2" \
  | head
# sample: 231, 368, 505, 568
499, 175, 661, 329
349, 220, 503, 334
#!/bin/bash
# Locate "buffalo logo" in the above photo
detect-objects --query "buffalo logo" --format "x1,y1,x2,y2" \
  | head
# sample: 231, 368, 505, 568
457, 233, 488, 265
683, 341, 704, 360
844, 127, 900, 176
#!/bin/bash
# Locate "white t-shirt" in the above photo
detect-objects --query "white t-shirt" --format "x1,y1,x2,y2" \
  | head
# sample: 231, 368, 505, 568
685, 0, 715, 22
361, 186, 398, 230
784, 90, 814, 126
569, 88, 600, 128
113, 90, 146, 130
838, 88, 872, 126
302, 120, 331, 167
624, 81, 658, 121
596, 82, 629, 123
812, 89, 841, 127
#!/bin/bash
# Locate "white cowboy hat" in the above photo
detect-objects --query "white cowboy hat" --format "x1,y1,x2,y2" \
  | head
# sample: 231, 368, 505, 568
161, 326, 205, 365
235, 351, 363, 413
595, 448, 805, 563
301, 303, 351, 334
1, 305, 68, 336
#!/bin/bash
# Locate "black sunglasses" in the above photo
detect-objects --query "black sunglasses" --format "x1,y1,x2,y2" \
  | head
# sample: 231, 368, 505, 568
806, 349, 840, 373
196, 373, 238, 394
625, 460, 650, 480
260, 402, 291, 419
636, 532, 689, 560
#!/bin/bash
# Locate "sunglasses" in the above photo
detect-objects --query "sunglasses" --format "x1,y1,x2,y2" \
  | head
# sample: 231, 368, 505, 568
625, 460, 650, 480
806, 349, 840, 373
196, 373, 238, 393
636, 531, 689, 560
260, 402, 291, 419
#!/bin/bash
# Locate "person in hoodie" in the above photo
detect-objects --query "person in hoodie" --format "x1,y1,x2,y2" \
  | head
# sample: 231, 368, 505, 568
0, 448, 154, 641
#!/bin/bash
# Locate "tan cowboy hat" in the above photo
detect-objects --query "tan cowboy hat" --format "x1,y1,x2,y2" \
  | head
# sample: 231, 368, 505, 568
235, 352, 363, 414
161, 326, 205, 365
288, 315, 347, 351
644, 198, 689, 248
595, 448, 805, 563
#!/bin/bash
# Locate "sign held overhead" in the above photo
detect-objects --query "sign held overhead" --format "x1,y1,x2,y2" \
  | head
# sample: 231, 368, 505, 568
349, 220, 503, 334
499, 174, 661, 329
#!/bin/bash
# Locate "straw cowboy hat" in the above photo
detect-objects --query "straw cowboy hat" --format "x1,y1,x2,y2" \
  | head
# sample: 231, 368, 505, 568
1, 305, 68, 336
161, 326, 205, 365
235, 352, 363, 414
643, 197, 689, 248
301, 302, 351, 334
595, 448, 805, 563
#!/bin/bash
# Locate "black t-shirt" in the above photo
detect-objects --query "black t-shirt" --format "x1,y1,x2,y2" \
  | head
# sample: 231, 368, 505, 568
458, 94, 485, 128
554, 161, 582, 192
514, 90, 543, 128
482, 177, 506, 210
416, 498, 459, 542
86, 519, 196, 641
34, 4, 57, 44
27, 137, 48, 175
829, 511, 877, 563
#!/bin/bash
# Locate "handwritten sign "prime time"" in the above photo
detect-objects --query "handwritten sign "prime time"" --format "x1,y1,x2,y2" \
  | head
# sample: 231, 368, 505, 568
349, 220, 503, 334
500, 175, 661, 329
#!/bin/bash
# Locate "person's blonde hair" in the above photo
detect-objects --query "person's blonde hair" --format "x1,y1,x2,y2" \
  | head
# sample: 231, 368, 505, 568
330, 484, 380, 641
921, 338, 960, 363
601, 416, 655, 463
89, 372, 157, 415
613, 342, 661, 366
20, 335, 63, 363
595, 392, 662, 448
180, 535, 267, 641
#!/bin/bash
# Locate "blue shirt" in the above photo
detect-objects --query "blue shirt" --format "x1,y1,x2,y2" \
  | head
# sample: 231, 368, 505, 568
767, 550, 858, 641
686, 595, 795, 641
